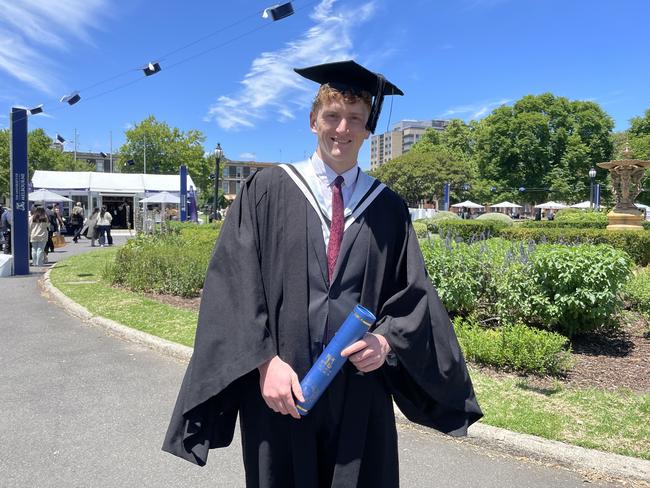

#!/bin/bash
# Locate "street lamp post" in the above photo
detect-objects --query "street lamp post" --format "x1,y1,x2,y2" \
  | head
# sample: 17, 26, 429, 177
589, 167, 596, 209
214, 143, 223, 220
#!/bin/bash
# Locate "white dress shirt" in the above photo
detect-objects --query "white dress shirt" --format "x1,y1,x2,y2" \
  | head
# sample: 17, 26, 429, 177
310, 153, 359, 220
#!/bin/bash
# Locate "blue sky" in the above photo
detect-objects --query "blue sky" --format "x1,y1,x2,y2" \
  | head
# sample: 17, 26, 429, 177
2, 0, 649, 170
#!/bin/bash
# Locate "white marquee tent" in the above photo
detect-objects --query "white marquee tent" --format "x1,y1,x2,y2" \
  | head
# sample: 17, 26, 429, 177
31, 170, 198, 230
32, 171, 196, 195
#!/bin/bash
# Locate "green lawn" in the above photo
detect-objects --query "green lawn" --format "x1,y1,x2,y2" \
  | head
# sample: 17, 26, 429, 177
49, 248, 650, 461
50, 249, 198, 347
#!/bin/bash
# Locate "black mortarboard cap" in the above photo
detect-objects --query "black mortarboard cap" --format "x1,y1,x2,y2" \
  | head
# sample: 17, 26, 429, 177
29, 104, 44, 115
143, 62, 161, 76
126, 159, 135, 166
56, 134, 66, 143
262, 2, 294, 21
294, 60, 403, 133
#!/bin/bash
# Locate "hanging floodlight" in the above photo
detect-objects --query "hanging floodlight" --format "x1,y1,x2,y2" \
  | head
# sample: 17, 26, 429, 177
56, 134, 66, 143
262, 2, 294, 20
60, 91, 81, 105
143, 62, 161, 76
29, 104, 44, 115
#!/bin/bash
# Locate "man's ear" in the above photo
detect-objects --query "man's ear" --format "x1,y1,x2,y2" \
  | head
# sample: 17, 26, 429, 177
310, 112, 318, 134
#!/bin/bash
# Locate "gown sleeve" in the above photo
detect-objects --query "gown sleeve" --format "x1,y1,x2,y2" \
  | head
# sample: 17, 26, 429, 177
162, 173, 276, 466
373, 212, 483, 436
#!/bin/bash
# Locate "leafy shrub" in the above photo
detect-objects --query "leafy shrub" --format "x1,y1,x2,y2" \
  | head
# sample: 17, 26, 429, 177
555, 209, 608, 227
421, 237, 488, 314
623, 267, 650, 317
105, 226, 220, 297
421, 211, 460, 233
497, 227, 650, 266
476, 212, 514, 226
644, 221, 650, 231
436, 219, 509, 241
453, 316, 573, 375
412, 221, 429, 238
529, 244, 632, 336
421, 238, 633, 336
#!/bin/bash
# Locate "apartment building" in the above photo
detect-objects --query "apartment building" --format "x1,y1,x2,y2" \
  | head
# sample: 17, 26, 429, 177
220, 161, 277, 200
370, 119, 448, 169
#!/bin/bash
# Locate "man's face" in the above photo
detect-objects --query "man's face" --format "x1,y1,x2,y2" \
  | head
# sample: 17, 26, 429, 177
310, 97, 370, 172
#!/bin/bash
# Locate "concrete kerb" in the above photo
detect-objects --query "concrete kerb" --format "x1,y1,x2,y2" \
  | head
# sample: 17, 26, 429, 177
41, 267, 650, 484
40, 268, 192, 363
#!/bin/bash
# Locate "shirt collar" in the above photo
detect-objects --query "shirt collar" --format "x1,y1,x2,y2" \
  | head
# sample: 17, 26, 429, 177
310, 152, 359, 188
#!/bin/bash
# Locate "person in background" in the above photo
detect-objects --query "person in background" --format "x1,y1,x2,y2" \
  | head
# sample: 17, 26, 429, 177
29, 207, 50, 266
53, 203, 65, 232
0, 205, 11, 254
71, 202, 85, 243
44, 205, 59, 261
79, 207, 100, 247
96, 206, 113, 247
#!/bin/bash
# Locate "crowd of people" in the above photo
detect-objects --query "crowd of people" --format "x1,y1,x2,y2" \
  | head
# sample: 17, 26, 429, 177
0, 202, 116, 266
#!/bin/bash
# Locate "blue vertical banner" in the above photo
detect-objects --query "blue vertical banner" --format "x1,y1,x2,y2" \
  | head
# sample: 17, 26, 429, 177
179, 165, 188, 222
10, 108, 29, 275
594, 183, 601, 210
443, 183, 450, 211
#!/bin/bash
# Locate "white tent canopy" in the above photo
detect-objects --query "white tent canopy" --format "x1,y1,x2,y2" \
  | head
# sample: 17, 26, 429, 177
534, 201, 567, 210
490, 201, 522, 208
28, 188, 73, 202
450, 200, 484, 209
139, 191, 180, 204
570, 201, 592, 209
32, 170, 197, 194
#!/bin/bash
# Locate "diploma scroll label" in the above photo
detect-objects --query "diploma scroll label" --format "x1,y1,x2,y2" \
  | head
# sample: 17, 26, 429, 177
296, 304, 376, 415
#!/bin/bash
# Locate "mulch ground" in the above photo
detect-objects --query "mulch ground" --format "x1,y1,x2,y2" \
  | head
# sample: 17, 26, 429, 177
143, 289, 650, 394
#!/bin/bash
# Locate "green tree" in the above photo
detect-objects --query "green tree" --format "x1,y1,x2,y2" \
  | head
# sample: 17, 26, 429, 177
370, 147, 475, 207
626, 109, 650, 204
118, 116, 207, 191
1, 128, 86, 200
473, 93, 614, 204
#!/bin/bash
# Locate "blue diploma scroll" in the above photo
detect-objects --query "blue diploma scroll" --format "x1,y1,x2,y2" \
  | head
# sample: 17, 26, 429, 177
296, 304, 376, 415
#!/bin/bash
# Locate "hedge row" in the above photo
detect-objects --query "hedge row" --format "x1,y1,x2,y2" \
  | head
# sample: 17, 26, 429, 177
497, 227, 650, 266
435, 220, 509, 241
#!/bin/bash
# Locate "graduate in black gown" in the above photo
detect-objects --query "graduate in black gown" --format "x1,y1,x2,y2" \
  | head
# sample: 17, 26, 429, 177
163, 60, 482, 488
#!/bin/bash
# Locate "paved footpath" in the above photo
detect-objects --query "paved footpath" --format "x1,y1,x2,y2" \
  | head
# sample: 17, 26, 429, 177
0, 236, 631, 487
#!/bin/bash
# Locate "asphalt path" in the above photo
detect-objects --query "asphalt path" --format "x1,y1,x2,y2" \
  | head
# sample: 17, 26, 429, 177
0, 236, 622, 487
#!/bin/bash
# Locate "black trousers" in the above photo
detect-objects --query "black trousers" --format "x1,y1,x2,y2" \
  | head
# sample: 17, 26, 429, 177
239, 363, 399, 488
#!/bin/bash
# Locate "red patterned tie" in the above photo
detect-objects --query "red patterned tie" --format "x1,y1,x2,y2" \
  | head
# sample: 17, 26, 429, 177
327, 175, 344, 282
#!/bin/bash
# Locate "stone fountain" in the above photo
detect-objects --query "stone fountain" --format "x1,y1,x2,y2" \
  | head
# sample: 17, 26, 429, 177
597, 147, 650, 230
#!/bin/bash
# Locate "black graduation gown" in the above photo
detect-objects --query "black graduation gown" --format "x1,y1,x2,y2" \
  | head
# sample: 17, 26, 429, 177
162, 166, 482, 486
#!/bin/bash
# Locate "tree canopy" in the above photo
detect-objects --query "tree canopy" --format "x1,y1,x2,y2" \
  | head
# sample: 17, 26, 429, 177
1, 128, 88, 200
118, 115, 209, 190
472, 93, 614, 204
369, 145, 474, 207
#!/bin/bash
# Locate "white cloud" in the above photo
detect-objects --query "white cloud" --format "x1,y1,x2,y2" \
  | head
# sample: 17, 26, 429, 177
443, 98, 511, 119
239, 152, 256, 160
0, 0, 109, 94
205, 0, 377, 131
